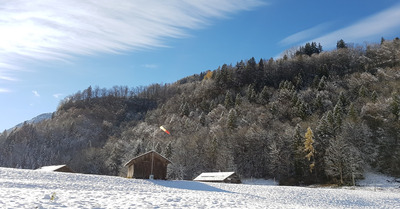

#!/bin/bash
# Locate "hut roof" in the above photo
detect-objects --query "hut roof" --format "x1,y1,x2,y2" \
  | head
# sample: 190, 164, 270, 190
37, 165, 74, 173
193, 172, 236, 182
124, 150, 171, 167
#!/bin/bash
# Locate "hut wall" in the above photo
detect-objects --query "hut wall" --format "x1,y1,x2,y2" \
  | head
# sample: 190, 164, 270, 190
131, 153, 168, 180
127, 165, 134, 178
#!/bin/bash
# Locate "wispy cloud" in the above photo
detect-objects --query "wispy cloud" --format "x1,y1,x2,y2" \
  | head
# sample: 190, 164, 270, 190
32, 90, 40, 97
142, 64, 158, 69
279, 3, 400, 50
312, 3, 400, 49
279, 23, 330, 46
0, 88, 11, 93
0, 0, 264, 73
53, 93, 63, 99
0, 75, 17, 82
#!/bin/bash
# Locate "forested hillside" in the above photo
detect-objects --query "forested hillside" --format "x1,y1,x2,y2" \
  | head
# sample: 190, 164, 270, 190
1, 38, 399, 185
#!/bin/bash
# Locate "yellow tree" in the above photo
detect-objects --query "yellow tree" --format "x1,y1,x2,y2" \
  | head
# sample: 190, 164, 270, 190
203, 70, 213, 80
304, 127, 315, 173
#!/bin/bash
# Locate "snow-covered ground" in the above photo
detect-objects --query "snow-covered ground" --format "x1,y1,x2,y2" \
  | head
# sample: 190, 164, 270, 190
0, 167, 399, 208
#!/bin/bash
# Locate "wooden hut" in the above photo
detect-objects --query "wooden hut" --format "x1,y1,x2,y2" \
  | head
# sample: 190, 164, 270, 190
193, 172, 241, 183
37, 165, 75, 173
124, 150, 171, 180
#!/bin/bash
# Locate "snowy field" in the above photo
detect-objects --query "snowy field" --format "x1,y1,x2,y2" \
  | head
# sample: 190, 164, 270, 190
0, 167, 399, 208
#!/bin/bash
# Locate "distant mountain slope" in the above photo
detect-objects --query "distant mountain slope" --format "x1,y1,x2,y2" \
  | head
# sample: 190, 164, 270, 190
6, 113, 52, 134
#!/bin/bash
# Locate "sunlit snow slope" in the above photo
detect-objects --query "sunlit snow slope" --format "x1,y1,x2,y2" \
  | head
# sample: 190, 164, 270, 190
0, 167, 399, 208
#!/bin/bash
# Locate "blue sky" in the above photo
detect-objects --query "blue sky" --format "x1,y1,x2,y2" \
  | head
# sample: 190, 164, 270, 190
1, 0, 400, 130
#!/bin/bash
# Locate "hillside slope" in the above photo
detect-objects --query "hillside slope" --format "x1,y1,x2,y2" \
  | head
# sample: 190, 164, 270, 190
0, 38, 399, 185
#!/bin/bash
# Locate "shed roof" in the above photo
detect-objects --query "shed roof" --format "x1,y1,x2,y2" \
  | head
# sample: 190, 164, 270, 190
124, 150, 171, 167
37, 165, 74, 172
194, 172, 236, 182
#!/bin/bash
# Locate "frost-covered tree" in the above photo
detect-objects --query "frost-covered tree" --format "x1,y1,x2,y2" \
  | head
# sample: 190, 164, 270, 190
304, 127, 315, 173
324, 135, 363, 185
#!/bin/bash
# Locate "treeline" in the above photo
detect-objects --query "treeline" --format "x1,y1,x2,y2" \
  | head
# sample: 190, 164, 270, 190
1, 38, 399, 185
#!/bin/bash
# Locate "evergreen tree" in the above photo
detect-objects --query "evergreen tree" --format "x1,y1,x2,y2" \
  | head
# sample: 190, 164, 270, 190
293, 124, 306, 179
317, 76, 326, 91
347, 103, 358, 122
235, 93, 242, 107
258, 58, 265, 71
247, 85, 257, 103
337, 91, 348, 108
227, 109, 237, 129
165, 142, 173, 159
324, 135, 363, 185
336, 39, 347, 49
180, 102, 190, 116
371, 91, 378, 102
258, 86, 269, 104
390, 94, 399, 120
358, 85, 368, 98
199, 112, 206, 126
333, 101, 344, 130
324, 136, 347, 185
224, 91, 233, 109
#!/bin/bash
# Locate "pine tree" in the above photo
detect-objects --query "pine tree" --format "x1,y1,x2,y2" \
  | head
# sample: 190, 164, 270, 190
247, 85, 257, 103
235, 93, 242, 107
333, 101, 344, 130
338, 91, 347, 108
293, 124, 305, 178
199, 112, 206, 126
227, 109, 237, 129
165, 142, 173, 159
347, 103, 358, 122
180, 102, 190, 116
304, 127, 315, 173
358, 85, 368, 98
324, 134, 363, 185
224, 91, 233, 108
317, 76, 326, 91
371, 91, 378, 102
336, 39, 347, 49
258, 86, 269, 104
390, 94, 399, 120
324, 136, 347, 185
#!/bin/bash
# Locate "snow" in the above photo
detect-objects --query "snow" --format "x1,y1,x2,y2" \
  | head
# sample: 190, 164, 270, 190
36, 165, 68, 172
356, 172, 400, 192
193, 172, 235, 182
0, 167, 399, 208
242, 178, 278, 186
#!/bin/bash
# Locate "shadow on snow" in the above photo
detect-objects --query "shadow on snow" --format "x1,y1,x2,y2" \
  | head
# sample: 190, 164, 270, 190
147, 180, 231, 193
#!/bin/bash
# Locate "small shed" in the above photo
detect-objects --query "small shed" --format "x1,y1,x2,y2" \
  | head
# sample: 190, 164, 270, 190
37, 165, 75, 173
194, 172, 241, 183
124, 150, 171, 180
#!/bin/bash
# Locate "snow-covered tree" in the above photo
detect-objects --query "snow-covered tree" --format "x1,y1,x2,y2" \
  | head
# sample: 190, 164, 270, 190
304, 127, 315, 173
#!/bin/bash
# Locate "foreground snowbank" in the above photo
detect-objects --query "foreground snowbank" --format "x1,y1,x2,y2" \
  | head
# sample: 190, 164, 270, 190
0, 167, 399, 208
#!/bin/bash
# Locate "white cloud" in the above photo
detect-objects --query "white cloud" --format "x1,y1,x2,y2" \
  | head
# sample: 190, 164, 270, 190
0, 88, 11, 93
277, 3, 400, 56
53, 93, 63, 99
279, 23, 329, 46
0, 75, 17, 82
32, 90, 40, 97
0, 0, 264, 71
142, 64, 158, 69
311, 3, 400, 49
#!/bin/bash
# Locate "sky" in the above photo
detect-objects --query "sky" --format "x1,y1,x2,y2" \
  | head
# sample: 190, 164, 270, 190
1, 0, 400, 130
